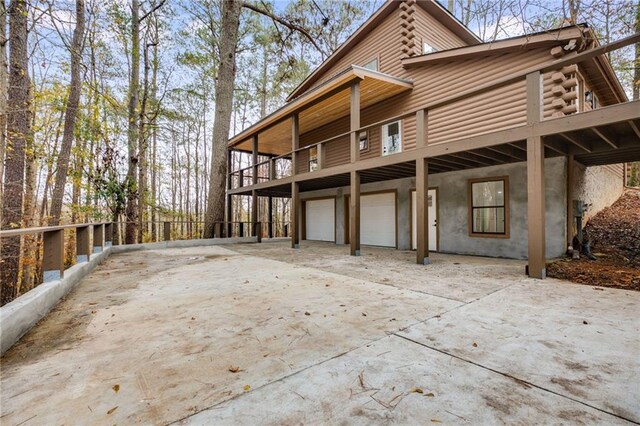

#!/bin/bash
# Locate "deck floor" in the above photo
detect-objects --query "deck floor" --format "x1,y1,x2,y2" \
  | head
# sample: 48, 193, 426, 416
1, 241, 638, 425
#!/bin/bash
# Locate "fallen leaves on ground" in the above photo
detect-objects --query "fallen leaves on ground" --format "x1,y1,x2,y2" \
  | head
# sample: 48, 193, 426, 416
243, 384, 251, 391
107, 407, 118, 415
228, 366, 243, 373
547, 189, 640, 291
112, 384, 120, 393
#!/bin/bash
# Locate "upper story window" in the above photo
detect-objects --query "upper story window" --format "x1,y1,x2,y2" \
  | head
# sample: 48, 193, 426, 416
382, 121, 402, 156
585, 90, 598, 110
309, 146, 318, 172
423, 41, 436, 54
363, 57, 378, 71
359, 131, 369, 151
468, 177, 509, 237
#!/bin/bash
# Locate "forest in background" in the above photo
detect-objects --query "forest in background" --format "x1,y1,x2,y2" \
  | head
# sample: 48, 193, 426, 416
0, 0, 639, 304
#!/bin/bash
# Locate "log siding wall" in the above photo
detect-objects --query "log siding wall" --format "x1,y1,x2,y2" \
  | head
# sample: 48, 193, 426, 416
292, 3, 615, 170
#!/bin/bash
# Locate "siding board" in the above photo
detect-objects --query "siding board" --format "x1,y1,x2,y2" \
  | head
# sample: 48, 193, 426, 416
291, 6, 559, 166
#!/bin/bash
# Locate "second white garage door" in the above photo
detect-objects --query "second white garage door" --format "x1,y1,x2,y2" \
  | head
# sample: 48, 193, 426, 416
305, 198, 335, 242
361, 192, 396, 247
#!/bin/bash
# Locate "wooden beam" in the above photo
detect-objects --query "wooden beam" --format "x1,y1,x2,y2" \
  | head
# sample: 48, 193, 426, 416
487, 144, 526, 161
93, 224, 104, 253
538, 101, 640, 136
350, 82, 360, 163
427, 159, 457, 171
527, 72, 543, 125
42, 229, 64, 282
591, 127, 618, 149
559, 132, 592, 153
508, 142, 527, 152
349, 170, 360, 256
76, 225, 91, 263
432, 155, 477, 169
317, 143, 325, 169
449, 151, 494, 167
291, 182, 299, 248
291, 114, 299, 174
544, 140, 569, 156
416, 158, 430, 265
252, 135, 258, 185
527, 71, 546, 279
251, 190, 258, 237
566, 155, 574, 247
527, 135, 546, 279
226, 194, 233, 237
469, 148, 509, 163
628, 120, 640, 139
416, 109, 427, 149
268, 196, 274, 238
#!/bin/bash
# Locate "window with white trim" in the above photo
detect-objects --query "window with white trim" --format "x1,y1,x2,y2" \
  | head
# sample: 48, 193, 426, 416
382, 121, 402, 156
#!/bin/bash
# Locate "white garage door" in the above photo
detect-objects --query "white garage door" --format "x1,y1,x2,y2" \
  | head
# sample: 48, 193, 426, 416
361, 192, 396, 247
305, 198, 335, 242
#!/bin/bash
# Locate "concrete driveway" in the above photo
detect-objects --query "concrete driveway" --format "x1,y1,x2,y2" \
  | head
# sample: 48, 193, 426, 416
1, 241, 638, 425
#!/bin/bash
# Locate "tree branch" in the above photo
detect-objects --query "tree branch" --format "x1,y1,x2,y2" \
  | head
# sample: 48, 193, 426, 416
139, 0, 166, 23
242, 1, 327, 57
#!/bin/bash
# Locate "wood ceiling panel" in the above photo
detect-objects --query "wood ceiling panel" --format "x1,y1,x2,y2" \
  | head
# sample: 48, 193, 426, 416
240, 77, 413, 157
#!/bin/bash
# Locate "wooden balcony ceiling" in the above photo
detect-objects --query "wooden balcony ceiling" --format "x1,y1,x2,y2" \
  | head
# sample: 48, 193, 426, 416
229, 66, 413, 156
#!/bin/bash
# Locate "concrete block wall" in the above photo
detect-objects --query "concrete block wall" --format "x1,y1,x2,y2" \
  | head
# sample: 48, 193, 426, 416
299, 157, 569, 260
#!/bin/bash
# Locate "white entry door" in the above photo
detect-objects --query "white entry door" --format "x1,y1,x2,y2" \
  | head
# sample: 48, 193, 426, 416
361, 192, 396, 247
412, 189, 438, 251
305, 198, 335, 242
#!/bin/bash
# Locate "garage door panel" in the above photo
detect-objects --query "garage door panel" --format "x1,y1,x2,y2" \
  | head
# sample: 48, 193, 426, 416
306, 199, 335, 242
361, 193, 396, 247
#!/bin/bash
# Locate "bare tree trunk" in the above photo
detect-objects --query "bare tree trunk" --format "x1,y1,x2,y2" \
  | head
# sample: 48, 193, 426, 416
125, 0, 140, 244
49, 0, 85, 225
634, 0, 639, 101
137, 36, 150, 243
203, 0, 242, 238
0, 0, 7, 220
21, 83, 36, 292
150, 24, 158, 241
1, 0, 29, 305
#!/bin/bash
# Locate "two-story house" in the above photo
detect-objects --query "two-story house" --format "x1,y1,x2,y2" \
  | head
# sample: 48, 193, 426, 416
223, 0, 640, 279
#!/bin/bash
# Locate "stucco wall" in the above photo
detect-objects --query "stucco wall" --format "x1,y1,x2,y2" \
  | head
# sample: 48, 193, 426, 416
572, 163, 624, 226
299, 157, 568, 260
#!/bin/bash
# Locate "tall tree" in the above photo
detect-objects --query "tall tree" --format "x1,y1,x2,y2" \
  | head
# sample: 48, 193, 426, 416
203, 0, 326, 237
1, 0, 29, 304
49, 0, 86, 225
125, 0, 140, 244
203, 0, 242, 238
0, 0, 7, 218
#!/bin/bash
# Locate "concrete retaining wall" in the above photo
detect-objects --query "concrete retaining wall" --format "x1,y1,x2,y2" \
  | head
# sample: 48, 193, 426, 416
0, 237, 257, 355
573, 163, 625, 225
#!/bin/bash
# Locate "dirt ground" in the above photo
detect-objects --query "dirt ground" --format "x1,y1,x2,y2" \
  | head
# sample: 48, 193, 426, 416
1, 242, 638, 425
547, 189, 640, 291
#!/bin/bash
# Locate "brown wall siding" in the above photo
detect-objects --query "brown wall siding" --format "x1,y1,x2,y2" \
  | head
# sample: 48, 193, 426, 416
412, 4, 466, 52
313, 8, 403, 88
296, 7, 560, 167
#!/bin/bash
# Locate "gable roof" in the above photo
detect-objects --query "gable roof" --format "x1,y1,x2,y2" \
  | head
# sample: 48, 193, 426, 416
285, 0, 480, 102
